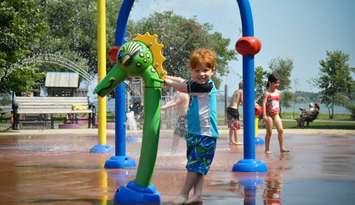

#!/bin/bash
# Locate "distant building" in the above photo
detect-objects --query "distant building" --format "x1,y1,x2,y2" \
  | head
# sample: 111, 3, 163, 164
45, 72, 87, 97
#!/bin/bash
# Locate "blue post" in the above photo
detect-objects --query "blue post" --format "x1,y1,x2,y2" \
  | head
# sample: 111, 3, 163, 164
116, 84, 127, 156
104, 0, 135, 169
232, 0, 267, 172
243, 55, 256, 160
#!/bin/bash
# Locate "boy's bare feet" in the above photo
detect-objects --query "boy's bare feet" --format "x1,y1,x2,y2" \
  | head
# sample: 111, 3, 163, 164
280, 149, 290, 153
265, 150, 272, 154
235, 141, 243, 145
173, 195, 188, 205
229, 140, 243, 145
185, 195, 202, 204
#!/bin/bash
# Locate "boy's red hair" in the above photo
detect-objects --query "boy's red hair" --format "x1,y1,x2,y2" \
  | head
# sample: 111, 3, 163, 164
189, 48, 217, 71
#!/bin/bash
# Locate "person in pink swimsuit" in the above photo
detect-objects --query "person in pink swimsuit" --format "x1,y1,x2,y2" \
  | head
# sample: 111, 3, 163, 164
262, 74, 289, 154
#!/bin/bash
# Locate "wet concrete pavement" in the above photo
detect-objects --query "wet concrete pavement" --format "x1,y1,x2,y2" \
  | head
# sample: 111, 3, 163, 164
0, 129, 355, 205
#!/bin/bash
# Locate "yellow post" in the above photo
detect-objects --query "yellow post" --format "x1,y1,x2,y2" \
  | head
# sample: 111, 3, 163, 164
99, 170, 108, 205
99, 158, 108, 205
255, 117, 259, 137
97, 0, 107, 145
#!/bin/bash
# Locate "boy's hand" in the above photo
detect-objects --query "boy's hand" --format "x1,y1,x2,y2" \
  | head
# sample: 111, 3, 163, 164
163, 75, 188, 92
164, 76, 175, 87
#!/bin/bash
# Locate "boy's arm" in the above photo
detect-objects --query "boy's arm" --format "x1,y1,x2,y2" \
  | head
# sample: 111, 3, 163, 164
164, 75, 188, 92
164, 75, 213, 93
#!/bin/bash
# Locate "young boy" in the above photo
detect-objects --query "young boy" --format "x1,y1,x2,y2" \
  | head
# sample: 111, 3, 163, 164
164, 48, 219, 204
227, 81, 243, 145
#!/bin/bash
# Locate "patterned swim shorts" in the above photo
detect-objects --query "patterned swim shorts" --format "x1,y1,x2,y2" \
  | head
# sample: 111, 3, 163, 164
227, 107, 239, 128
174, 115, 187, 138
185, 133, 217, 175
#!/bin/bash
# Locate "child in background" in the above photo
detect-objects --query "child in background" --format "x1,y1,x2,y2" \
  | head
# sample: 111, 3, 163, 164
164, 48, 219, 204
262, 74, 289, 154
161, 91, 189, 153
227, 81, 243, 145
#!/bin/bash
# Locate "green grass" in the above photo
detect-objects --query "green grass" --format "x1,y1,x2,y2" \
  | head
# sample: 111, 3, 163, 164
281, 112, 353, 121
281, 112, 355, 129
282, 119, 355, 129
1, 112, 354, 131
218, 112, 355, 130
317, 113, 353, 121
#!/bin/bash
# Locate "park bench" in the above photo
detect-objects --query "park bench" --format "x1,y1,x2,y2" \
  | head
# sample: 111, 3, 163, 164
12, 96, 95, 129
296, 108, 319, 128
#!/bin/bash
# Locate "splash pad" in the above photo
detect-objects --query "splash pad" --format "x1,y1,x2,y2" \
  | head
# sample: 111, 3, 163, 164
0, 130, 354, 204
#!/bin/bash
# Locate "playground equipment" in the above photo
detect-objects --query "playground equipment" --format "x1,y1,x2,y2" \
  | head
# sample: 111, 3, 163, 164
232, 0, 267, 172
91, 0, 111, 153
95, 32, 166, 204
96, 0, 266, 204
255, 103, 265, 145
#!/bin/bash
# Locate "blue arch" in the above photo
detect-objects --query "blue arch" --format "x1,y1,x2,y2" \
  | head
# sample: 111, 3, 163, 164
113, 0, 134, 160
232, 0, 267, 172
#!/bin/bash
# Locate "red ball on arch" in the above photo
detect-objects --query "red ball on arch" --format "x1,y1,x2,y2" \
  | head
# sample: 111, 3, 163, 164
235, 36, 262, 56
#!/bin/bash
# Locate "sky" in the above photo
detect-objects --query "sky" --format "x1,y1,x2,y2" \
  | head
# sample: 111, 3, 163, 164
127, 0, 355, 95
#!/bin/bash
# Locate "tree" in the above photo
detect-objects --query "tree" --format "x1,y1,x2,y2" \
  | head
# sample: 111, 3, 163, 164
315, 50, 353, 119
128, 11, 236, 88
255, 65, 267, 104
268, 57, 294, 110
33, 0, 122, 74
268, 57, 293, 90
281, 91, 293, 109
343, 67, 355, 119
0, 0, 48, 94
3, 68, 45, 96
